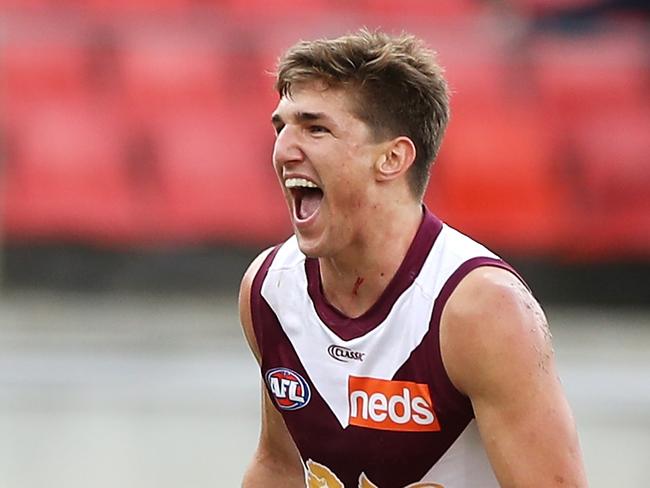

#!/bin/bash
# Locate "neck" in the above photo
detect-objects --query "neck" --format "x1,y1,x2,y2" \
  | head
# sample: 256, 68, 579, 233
318, 202, 423, 318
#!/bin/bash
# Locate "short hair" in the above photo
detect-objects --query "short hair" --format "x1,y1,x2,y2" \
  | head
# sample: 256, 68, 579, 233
275, 28, 450, 200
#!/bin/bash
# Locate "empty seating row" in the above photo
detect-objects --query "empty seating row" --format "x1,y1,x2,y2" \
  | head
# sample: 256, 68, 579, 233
4, 25, 646, 125
1, 0, 483, 18
1, 18, 648, 257
2, 101, 289, 246
2, 92, 648, 257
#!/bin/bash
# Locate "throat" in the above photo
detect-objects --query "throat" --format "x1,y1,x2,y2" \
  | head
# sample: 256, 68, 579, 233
320, 270, 388, 319
352, 276, 365, 296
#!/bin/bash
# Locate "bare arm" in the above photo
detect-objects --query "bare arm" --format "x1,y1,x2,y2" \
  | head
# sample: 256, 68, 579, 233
441, 266, 588, 488
239, 251, 305, 487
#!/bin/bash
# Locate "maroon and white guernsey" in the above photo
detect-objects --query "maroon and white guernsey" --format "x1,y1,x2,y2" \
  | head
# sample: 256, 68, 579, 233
250, 209, 517, 488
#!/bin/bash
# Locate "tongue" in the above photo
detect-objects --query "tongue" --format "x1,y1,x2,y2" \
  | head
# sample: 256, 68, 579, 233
299, 190, 323, 220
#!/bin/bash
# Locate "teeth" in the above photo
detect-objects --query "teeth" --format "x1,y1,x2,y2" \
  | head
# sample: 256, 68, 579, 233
285, 178, 319, 189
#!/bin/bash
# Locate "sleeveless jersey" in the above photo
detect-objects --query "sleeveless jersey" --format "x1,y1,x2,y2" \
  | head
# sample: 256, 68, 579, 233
250, 209, 517, 488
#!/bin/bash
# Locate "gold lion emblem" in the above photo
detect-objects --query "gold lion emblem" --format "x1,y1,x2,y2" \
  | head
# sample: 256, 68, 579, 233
306, 459, 444, 488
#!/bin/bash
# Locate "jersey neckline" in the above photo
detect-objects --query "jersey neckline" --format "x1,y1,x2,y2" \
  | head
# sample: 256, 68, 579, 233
304, 207, 443, 341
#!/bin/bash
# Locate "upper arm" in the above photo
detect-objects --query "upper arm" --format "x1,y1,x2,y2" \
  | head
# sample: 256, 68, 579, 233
239, 248, 305, 487
238, 248, 274, 363
440, 266, 587, 488
242, 384, 304, 487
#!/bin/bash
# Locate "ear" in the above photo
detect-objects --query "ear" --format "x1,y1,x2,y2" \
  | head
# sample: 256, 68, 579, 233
375, 137, 416, 183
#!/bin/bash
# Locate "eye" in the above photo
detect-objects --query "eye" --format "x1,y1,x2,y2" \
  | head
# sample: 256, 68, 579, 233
308, 125, 330, 134
273, 124, 285, 136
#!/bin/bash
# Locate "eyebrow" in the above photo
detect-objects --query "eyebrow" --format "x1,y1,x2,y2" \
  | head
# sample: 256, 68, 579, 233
271, 111, 334, 128
296, 111, 328, 123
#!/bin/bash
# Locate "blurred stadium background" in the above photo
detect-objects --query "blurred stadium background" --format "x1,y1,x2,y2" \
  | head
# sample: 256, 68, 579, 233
0, 0, 648, 487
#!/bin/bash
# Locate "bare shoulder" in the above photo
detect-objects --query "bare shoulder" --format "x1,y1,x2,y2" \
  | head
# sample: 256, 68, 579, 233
239, 247, 275, 363
440, 265, 554, 397
440, 266, 587, 486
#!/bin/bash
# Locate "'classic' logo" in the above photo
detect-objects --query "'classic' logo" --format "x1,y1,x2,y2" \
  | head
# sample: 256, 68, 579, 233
328, 345, 365, 363
265, 367, 311, 410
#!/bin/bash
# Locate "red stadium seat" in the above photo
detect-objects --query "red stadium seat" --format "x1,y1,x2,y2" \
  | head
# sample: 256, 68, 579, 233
3, 101, 136, 244
0, 0, 56, 12
427, 103, 566, 255
354, 0, 483, 19
529, 28, 648, 128
565, 108, 650, 259
147, 107, 289, 244
118, 31, 228, 119
417, 25, 517, 114
0, 0, 192, 17
2, 34, 89, 101
508, 0, 598, 15
222, 0, 332, 19
72, 0, 190, 17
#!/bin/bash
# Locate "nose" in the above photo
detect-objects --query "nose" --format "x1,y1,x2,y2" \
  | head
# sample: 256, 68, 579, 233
273, 125, 304, 169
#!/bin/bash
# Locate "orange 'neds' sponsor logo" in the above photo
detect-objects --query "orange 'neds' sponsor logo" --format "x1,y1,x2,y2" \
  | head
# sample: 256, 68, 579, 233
348, 377, 441, 432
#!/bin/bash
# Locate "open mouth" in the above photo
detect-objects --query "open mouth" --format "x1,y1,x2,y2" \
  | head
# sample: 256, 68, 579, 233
285, 177, 324, 221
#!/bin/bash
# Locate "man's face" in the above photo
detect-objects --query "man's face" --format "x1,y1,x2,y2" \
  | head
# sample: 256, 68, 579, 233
271, 82, 386, 258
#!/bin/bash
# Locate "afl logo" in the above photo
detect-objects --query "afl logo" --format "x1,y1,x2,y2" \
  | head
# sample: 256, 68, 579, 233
265, 368, 311, 411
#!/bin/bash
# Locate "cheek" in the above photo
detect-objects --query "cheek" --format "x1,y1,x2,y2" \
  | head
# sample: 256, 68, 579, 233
328, 173, 371, 212
321, 146, 375, 208
337, 155, 374, 193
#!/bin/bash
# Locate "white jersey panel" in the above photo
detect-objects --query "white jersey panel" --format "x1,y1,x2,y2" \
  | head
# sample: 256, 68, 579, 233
418, 420, 499, 487
261, 226, 498, 429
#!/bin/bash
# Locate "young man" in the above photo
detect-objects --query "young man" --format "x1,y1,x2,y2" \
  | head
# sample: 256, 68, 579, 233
239, 30, 587, 487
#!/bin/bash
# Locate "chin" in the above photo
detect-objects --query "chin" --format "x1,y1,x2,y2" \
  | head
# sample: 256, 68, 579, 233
296, 239, 322, 258
295, 233, 329, 258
